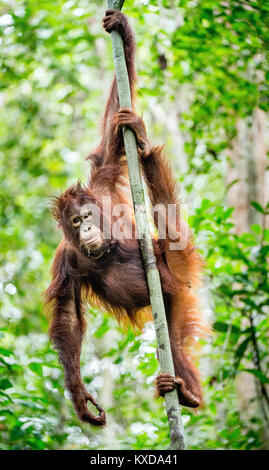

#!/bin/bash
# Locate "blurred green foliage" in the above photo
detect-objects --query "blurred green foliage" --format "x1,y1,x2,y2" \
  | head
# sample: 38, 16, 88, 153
0, 0, 268, 450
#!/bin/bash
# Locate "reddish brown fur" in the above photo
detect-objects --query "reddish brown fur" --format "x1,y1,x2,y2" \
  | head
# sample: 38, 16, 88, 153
44, 10, 208, 426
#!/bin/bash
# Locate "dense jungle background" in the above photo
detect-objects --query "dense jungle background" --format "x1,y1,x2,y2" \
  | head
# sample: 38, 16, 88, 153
0, 0, 268, 450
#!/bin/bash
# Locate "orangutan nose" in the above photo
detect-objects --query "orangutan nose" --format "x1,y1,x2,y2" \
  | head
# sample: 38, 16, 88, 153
82, 224, 91, 233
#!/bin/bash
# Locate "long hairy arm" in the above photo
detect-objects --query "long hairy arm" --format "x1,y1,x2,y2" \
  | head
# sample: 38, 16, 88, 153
44, 241, 106, 426
87, 10, 137, 168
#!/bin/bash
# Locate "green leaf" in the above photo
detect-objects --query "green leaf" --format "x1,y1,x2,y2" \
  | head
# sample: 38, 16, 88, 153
129, 341, 140, 352
0, 378, 12, 390
250, 201, 265, 214
29, 363, 43, 377
94, 318, 110, 338
235, 337, 251, 361
241, 369, 269, 384
250, 224, 262, 235
213, 321, 241, 335
0, 348, 14, 357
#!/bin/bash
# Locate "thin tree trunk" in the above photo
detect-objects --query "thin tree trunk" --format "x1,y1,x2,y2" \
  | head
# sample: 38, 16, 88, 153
227, 111, 269, 446
106, 0, 185, 450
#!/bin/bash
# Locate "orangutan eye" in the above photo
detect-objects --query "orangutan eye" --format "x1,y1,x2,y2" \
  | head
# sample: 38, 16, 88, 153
84, 211, 92, 219
71, 216, 81, 227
